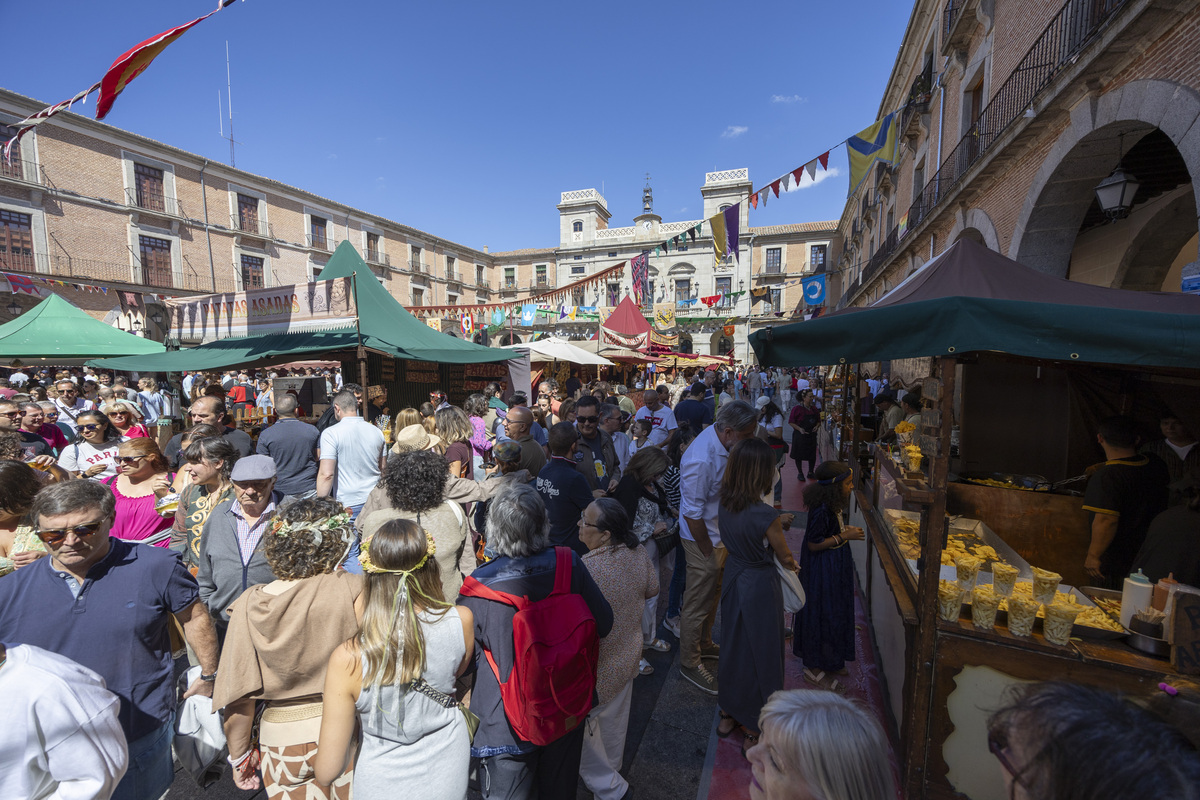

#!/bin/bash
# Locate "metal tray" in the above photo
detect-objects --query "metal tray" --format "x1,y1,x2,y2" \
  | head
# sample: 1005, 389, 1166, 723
957, 471, 1052, 491
884, 508, 1033, 579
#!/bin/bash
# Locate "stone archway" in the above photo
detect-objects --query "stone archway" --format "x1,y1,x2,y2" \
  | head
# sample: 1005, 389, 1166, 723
947, 207, 1001, 251
499, 332, 521, 346
1113, 187, 1198, 290
1011, 79, 1200, 277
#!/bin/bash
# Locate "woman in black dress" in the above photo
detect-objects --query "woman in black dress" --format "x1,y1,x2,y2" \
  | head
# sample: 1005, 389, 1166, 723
793, 461, 864, 683
788, 390, 820, 481
716, 439, 797, 757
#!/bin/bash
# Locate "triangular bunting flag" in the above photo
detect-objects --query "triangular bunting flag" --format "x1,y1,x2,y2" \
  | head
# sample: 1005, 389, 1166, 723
818, 151, 829, 169
781, 173, 792, 192
806, 160, 818, 180
792, 167, 805, 185
750, 192, 759, 210
771, 180, 781, 198
688, 226, 698, 243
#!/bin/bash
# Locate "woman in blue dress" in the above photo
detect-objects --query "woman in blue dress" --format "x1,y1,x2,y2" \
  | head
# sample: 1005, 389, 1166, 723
793, 461, 864, 680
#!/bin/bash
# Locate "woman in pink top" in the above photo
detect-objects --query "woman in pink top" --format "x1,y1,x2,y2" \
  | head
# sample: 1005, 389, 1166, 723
106, 438, 174, 546
102, 399, 151, 440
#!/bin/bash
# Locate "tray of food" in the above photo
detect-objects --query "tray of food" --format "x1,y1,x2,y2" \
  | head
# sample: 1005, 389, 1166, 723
956, 471, 1051, 492
883, 509, 1031, 578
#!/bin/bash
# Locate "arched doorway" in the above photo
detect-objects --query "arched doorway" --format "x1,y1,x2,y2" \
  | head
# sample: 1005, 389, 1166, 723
499, 332, 521, 346
1012, 80, 1200, 287
678, 336, 693, 354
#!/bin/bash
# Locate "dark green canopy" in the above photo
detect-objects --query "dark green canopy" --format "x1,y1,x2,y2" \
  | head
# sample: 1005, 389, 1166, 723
750, 238, 1200, 370
91, 242, 512, 371
0, 293, 164, 365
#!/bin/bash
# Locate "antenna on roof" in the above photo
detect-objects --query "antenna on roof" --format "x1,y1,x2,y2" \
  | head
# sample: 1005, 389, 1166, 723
218, 41, 241, 167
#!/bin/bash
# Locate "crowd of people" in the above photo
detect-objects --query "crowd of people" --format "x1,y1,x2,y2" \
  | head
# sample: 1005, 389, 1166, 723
1, 363, 1198, 800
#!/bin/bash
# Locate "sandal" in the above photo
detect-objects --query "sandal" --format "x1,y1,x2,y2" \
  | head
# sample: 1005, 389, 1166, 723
643, 638, 672, 653
717, 711, 738, 737
803, 668, 826, 686
638, 658, 654, 676
741, 730, 759, 759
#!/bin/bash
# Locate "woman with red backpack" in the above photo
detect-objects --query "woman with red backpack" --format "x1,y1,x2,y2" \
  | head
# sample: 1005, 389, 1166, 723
457, 483, 613, 800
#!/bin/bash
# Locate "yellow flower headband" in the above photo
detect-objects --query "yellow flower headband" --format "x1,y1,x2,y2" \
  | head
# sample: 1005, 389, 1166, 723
359, 529, 437, 575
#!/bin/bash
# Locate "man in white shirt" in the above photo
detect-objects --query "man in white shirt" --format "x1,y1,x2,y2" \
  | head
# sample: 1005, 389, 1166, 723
7, 369, 28, 387
52, 380, 95, 435
676, 400, 759, 695
317, 389, 386, 573
0, 642, 127, 800
633, 390, 678, 450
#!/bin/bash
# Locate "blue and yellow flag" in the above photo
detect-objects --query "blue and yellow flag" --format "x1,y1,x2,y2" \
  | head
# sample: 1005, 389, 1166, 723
846, 113, 898, 196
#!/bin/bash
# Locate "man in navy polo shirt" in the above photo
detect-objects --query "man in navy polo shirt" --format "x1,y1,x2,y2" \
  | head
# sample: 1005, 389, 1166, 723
0, 480, 219, 800
535, 422, 597, 556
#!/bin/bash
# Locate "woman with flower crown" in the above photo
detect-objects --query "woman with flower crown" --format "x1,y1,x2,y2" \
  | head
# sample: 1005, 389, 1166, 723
315, 517, 475, 800
213, 497, 363, 798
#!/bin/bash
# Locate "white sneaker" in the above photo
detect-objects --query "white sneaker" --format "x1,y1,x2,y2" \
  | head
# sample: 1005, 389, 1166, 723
663, 616, 681, 638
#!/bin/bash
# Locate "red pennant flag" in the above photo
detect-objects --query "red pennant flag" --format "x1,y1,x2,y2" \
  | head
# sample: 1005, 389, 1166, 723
792, 167, 805, 185
771, 180, 781, 198
818, 151, 830, 170
750, 193, 759, 209
97, 1, 236, 120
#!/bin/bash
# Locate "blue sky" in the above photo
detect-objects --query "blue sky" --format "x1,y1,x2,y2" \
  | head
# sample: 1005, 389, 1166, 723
7, 0, 912, 252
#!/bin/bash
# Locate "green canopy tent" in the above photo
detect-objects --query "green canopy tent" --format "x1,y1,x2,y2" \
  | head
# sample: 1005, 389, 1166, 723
90, 242, 514, 372
0, 293, 164, 366
750, 238, 1200, 370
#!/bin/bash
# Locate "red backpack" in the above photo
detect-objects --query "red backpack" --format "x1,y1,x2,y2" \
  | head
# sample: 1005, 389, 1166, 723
459, 547, 598, 746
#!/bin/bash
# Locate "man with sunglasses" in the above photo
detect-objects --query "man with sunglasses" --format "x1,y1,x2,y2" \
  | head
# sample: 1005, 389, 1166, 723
52, 379, 95, 435
0, 479, 219, 800
0, 399, 52, 461
573, 395, 620, 494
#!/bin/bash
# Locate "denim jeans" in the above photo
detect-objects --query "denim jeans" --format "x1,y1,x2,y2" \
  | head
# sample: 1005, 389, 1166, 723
666, 544, 687, 619
111, 714, 174, 800
341, 503, 365, 573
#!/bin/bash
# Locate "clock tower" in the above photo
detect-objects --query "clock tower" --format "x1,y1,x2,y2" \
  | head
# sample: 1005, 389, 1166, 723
634, 174, 661, 240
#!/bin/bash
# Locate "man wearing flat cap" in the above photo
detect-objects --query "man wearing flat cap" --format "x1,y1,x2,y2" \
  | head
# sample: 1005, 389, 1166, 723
197, 454, 284, 636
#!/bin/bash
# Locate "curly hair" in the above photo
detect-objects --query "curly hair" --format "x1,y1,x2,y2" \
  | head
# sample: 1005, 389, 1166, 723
383, 450, 448, 514
802, 461, 852, 512
0, 461, 43, 518
262, 497, 353, 580
463, 393, 488, 418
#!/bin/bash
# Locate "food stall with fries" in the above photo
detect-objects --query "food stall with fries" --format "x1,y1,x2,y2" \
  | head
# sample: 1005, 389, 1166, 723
750, 239, 1200, 800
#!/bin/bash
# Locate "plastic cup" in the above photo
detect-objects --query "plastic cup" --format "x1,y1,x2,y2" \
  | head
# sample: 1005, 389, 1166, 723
938, 581, 965, 622
991, 563, 1019, 597
1031, 567, 1062, 606
155, 493, 180, 517
954, 553, 983, 590
1043, 602, 1082, 646
971, 585, 1002, 630
1006, 595, 1039, 637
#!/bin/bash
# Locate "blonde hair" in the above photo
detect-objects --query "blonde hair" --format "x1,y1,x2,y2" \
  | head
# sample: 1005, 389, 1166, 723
102, 399, 143, 420
357, 518, 450, 690
758, 690, 895, 800
395, 407, 421, 431
434, 406, 473, 446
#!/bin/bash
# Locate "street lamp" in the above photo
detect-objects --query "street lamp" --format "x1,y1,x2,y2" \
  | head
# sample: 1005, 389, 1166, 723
150, 310, 165, 326
1094, 167, 1140, 221
6, 299, 21, 317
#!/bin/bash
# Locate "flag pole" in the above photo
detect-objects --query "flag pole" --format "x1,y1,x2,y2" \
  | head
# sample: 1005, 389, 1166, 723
351, 272, 369, 419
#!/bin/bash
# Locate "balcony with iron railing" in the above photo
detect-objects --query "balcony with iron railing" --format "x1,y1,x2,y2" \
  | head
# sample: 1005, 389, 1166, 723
500, 279, 519, 292
0, 157, 43, 186
365, 249, 390, 267
407, 259, 427, 274
843, 0, 1131, 310
473, 276, 490, 290
230, 214, 273, 239
126, 186, 184, 218
899, 65, 934, 139
0, 250, 238, 293
306, 232, 331, 251
445, 269, 461, 283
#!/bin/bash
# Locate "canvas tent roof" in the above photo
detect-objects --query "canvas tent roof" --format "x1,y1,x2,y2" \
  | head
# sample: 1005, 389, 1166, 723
0, 293, 165, 364
602, 296, 653, 337
749, 238, 1200, 370
503, 337, 613, 365
92, 242, 513, 371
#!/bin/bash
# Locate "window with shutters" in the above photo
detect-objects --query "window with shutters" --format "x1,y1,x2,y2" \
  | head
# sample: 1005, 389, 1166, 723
535, 265, 548, 286
310, 216, 328, 250
810, 244, 827, 272
412, 288, 424, 306
504, 267, 516, 289
138, 235, 173, 288
765, 248, 782, 272
607, 283, 621, 305
134, 164, 165, 212
240, 254, 265, 289
0, 125, 23, 180
0, 210, 34, 271
236, 194, 260, 234
674, 279, 691, 303
366, 232, 381, 262
716, 276, 732, 308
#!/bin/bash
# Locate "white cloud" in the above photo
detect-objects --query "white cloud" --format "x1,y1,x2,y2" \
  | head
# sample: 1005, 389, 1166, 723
770, 94, 805, 104
721, 125, 748, 139
327, 153, 338, 160
784, 166, 840, 191
678, 207, 688, 213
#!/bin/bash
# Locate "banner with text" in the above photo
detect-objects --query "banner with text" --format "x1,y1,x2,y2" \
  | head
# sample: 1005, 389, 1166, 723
169, 278, 358, 341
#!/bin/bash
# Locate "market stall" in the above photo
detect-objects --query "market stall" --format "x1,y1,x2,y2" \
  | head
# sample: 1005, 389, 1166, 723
502, 336, 613, 366
750, 238, 1200, 800
92, 242, 527, 413
0, 293, 165, 365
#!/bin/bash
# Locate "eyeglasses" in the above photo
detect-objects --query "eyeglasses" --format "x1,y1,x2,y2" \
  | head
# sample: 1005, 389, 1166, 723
108, 412, 129, 418
988, 731, 1026, 793
35, 517, 110, 546
116, 455, 146, 465
1, 410, 22, 418
576, 416, 599, 424
79, 423, 103, 431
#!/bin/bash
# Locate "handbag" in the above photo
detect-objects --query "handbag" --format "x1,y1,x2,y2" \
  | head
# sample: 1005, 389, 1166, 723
651, 517, 680, 557
776, 556, 806, 614
175, 666, 228, 788
411, 678, 480, 742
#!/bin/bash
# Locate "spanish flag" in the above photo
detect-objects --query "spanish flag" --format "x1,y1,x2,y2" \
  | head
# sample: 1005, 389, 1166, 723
96, 0, 237, 120
846, 112, 899, 196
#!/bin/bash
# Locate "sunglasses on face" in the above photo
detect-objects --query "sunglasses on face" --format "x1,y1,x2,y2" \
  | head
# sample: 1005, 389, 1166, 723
79, 423, 103, 431
1, 410, 22, 418
576, 416, 599, 424
116, 455, 145, 465
35, 517, 109, 546
108, 412, 129, 418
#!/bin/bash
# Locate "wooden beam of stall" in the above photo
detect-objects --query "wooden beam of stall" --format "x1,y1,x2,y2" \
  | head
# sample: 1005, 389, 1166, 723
902, 354, 956, 798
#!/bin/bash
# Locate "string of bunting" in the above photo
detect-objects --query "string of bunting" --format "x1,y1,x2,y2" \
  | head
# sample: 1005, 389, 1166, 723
0, 271, 177, 303
409, 260, 628, 319
2, 0, 241, 159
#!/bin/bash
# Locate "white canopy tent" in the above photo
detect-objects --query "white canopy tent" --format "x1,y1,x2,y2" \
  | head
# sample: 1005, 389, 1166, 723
502, 336, 614, 366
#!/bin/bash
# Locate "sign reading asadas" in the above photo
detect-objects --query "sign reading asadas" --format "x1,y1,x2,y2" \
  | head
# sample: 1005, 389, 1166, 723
170, 278, 358, 341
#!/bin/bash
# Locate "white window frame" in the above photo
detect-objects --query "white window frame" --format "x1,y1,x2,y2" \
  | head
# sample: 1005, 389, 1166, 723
0, 196, 50, 274
120, 150, 178, 217
232, 242, 272, 290
227, 182, 269, 236
127, 220, 180, 287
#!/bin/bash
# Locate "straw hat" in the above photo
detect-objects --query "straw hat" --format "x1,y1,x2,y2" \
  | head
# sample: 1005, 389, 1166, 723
391, 423, 443, 454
